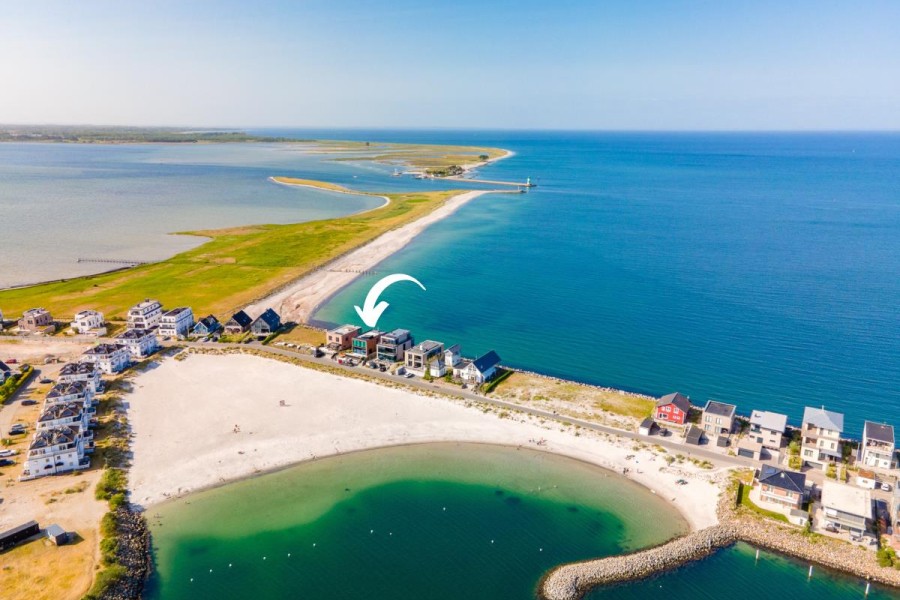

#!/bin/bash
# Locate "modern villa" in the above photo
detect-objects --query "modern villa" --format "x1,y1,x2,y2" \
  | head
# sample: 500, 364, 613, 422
350, 329, 384, 359
748, 410, 788, 450
326, 324, 361, 351
701, 400, 737, 437
127, 299, 163, 330
158, 307, 194, 338
71, 310, 106, 335
859, 421, 896, 470
376, 329, 413, 362
115, 328, 159, 360
801, 406, 845, 469
405, 340, 444, 376
80, 343, 131, 374
821, 480, 872, 538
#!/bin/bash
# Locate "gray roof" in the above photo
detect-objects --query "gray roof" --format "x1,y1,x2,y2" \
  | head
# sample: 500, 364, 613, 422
47, 381, 87, 399
750, 410, 788, 432
116, 328, 152, 341
39, 402, 83, 422
83, 343, 125, 356
640, 417, 656, 430
863, 421, 894, 444
59, 362, 98, 377
163, 306, 191, 316
252, 308, 281, 330
704, 400, 736, 418
656, 392, 690, 413
382, 328, 411, 341
29, 425, 80, 450
685, 425, 703, 444
0, 361, 10, 373
759, 465, 806, 494
411, 340, 443, 353
356, 329, 385, 340
471, 350, 501, 373
802, 406, 844, 432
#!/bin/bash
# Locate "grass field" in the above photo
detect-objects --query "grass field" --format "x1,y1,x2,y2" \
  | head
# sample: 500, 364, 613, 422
318, 140, 507, 170
0, 184, 462, 320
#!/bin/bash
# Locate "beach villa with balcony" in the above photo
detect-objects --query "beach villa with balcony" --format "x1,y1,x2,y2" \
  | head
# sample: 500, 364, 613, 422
224, 310, 253, 335
81, 343, 130, 374
376, 329, 413, 362
115, 328, 158, 360
250, 308, 282, 337
801, 406, 844, 469
755, 465, 807, 511
127, 299, 163, 330
37, 402, 91, 431
859, 421, 895, 470
350, 329, 384, 359
405, 340, 444, 376
20, 425, 90, 480
46, 381, 94, 407
455, 350, 502, 385
71, 310, 106, 335
158, 306, 194, 338
192, 315, 221, 337
748, 410, 788, 450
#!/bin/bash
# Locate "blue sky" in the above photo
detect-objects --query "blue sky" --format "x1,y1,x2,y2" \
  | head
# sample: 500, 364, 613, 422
1, 1, 898, 129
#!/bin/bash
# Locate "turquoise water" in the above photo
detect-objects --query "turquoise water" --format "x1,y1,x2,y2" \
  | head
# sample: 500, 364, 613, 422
145, 444, 688, 600
300, 130, 900, 437
588, 542, 898, 599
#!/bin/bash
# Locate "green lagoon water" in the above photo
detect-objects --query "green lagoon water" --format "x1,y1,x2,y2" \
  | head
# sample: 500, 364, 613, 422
145, 443, 687, 600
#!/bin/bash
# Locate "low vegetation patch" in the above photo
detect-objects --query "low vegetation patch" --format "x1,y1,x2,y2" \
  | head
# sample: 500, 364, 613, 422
738, 482, 789, 524
0, 364, 34, 404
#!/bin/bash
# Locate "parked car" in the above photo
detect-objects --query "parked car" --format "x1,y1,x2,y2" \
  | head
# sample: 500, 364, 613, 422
882, 482, 893, 492
0, 449, 17, 458
404, 372, 414, 378
21, 399, 37, 406
39, 378, 53, 384
0, 459, 15, 467
379, 365, 387, 372
8, 425, 26, 435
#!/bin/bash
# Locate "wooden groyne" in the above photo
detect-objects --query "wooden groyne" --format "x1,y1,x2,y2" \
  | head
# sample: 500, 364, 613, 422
77, 258, 149, 265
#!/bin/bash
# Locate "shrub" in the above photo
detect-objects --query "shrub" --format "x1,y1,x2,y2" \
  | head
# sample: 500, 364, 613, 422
95, 468, 127, 501
83, 564, 127, 600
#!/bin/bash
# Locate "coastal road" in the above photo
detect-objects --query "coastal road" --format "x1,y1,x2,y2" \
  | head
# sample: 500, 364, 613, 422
166, 340, 753, 470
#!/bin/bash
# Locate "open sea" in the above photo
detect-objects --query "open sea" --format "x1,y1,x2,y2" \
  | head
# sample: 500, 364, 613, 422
3, 131, 899, 598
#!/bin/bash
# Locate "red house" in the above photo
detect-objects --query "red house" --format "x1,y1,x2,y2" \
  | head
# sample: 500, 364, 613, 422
655, 392, 691, 425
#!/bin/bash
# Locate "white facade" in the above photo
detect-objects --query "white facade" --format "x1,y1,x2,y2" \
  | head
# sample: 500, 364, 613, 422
57, 362, 103, 394
158, 307, 194, 338
115, 329, 158, 360
749, 410, 788, 450
45, 381, 94, 407
37, 402, 90, 431
800, 407, 844, 469
127, 299, 163, 330
81, 344, 131, 374
21, 426, 87, 480
860, 421, 896, 470
71, 310, 106, 335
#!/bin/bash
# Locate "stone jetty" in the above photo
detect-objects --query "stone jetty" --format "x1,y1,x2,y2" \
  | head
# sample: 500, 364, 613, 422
540, 487, 900, 600
98, 507, 152, 600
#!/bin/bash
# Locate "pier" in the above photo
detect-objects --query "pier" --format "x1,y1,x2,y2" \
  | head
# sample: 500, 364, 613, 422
444, 176, 536, 188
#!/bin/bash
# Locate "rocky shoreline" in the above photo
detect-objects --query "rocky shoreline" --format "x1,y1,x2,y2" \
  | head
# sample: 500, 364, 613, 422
539, 485, 900, 600
99, 507, 152, 600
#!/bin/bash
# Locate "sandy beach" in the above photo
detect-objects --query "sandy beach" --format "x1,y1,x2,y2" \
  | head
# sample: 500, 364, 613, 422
128, 352, 723, 530
244, 189, 496, 323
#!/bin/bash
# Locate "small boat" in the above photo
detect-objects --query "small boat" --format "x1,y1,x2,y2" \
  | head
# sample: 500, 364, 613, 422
392, 168, 402, 177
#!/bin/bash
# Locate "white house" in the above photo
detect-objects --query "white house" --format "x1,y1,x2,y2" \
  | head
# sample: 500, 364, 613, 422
748, 410, 788, 450
800, 406, 844, 469
455, 350, 502, 385
70, 310, 106, 335
21, 426, 89, 480
81, 344, 130, 374
45, 381, 94, 407
404, 340, 444, 377
859, 421, 896, 470
821, 480, 871, 537
127, 299, 163, 330
158, 306, 194, 338
37, 402, 90, 431
115, 328, 158, 360
57, 362, 103, 394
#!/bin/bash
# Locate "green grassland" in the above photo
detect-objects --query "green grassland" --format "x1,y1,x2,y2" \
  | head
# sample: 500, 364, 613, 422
0, 184, 462, 320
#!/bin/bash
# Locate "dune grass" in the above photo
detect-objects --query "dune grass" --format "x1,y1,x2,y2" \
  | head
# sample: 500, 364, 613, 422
0, 184, 462, 320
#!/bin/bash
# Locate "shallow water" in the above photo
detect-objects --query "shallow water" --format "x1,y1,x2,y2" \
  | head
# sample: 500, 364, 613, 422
145, 443, 687, 600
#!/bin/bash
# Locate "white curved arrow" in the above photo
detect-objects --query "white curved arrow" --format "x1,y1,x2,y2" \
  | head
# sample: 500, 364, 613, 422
354, 273, 426, 327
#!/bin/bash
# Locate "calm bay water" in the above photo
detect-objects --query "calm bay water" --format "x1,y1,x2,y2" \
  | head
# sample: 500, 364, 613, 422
146, 444, 688, 600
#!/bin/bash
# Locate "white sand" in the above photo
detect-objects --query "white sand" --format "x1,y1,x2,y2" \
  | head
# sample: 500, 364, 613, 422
243, 189, 493, 323
127, 353, 723, 529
